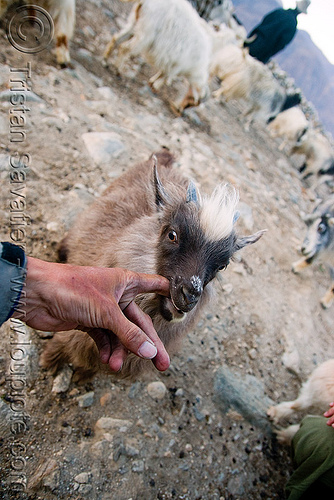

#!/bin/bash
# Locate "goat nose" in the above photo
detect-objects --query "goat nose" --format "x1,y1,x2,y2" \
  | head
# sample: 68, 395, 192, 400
181, 285, 200, 307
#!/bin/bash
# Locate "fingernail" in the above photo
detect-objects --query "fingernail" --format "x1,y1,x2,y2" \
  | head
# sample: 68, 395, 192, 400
138, 341, 157, 359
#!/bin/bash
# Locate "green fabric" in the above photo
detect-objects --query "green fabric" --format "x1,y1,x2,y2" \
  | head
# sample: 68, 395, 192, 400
286, 416, 334, 500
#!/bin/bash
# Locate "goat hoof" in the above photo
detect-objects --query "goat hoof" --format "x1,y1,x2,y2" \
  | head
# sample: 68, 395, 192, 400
169, 102, 182, 116
320, 299, 330, 309
267, 405, 278, 422
148, 81, 158, 94
59, 61, 74, 70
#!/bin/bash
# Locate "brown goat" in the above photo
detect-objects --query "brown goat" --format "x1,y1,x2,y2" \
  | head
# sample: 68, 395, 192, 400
41, 150, 264, 380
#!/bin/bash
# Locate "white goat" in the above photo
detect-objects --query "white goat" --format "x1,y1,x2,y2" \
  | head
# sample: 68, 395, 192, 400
267, 359, 334, 444
291, 128, 334, 179
0, 0, 75, 66
210, 44, 293, 128
268, 106, 309, 151
103, 0, 215, 113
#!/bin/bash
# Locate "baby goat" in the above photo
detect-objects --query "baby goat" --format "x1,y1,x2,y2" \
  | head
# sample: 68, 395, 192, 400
41, 150, 264, 380
292, 196, 334, 308
267, 359, 334, 444
0, 0, 75, 66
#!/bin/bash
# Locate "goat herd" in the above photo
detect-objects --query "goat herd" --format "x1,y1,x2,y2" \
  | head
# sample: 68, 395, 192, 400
2, 0, 334, 446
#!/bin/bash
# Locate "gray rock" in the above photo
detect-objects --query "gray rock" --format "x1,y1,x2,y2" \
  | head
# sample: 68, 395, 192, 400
78, 484, 93, 494
193, 407, 206, 422
42, 469, 60, 491
227, 475, 246, 497
82, 132, 125, 166
128, 381, 142, 399
0, 90, 44, 102
77, 391, 95, 408
95, 417, 132, 436
147, 381, 167, 400
90, 439, 112, 457
74, 472, 92, 484
214, 366, 274, 434
97, 86, 117, 101
132, 460, 145, 473
112, 441, 140, 462
52, 365, 73, 393
0, 399, 12, 439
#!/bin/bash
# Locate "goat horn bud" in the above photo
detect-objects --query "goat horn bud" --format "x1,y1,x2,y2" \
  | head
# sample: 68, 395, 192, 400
186, 181, 199, 204
233, 210, 240, 225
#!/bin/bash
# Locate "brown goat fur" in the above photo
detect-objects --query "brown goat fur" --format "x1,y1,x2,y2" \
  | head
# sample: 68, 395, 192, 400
41, 150, 264, 380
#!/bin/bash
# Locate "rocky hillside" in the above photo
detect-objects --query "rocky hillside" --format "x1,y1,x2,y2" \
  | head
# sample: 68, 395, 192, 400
0, 1, 333, 499
233, 0, 334, 138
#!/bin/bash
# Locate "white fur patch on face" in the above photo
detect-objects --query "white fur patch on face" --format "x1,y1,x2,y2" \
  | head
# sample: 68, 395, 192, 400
199, 184, 239, 241
191, 275, 203, 293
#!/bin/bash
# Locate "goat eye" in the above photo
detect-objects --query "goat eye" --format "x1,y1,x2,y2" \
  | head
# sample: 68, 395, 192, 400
168, 230, 178, 243
317, 223, 326, 234
219, 264, 228, 272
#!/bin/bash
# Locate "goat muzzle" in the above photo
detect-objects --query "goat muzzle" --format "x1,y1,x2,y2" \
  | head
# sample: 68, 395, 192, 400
170, 276, 203, 313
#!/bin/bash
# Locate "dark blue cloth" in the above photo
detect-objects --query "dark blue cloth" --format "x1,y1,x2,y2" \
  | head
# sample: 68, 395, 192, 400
0, 242, 27, 325
244, 8, 300, 64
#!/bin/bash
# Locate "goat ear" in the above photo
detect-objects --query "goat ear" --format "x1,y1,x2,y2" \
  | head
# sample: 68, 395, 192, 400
235, 229, 266, 251
303, 213, 318, 225
152, 155, 169, 208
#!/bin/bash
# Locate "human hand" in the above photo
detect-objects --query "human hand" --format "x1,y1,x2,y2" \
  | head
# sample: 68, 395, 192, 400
324, 402, 334, 428
15, 257, 170, 372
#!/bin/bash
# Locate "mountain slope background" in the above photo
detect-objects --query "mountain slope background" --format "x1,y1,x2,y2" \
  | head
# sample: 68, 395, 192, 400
233, 0, 334, 138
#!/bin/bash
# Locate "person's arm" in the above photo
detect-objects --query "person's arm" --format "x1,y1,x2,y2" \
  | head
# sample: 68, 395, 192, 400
324, 402, 334, 428
1, 243, 170, 372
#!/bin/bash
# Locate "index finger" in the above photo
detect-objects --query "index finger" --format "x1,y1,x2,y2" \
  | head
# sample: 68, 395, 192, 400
134, 273, 170, 297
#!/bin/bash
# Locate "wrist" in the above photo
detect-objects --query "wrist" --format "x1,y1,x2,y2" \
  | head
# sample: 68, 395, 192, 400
13, 257, 66, 319
0, 242, 27, 324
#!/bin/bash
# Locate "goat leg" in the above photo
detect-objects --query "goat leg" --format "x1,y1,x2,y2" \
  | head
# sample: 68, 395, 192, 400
172, 86, 198, 115
149, 71, 165, 92
275, 424, 300, 445
320, 282, 334, 309
292, 257, 310, 274
103, 2, 141, 61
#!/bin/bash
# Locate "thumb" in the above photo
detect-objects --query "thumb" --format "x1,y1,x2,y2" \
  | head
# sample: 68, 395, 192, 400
124, 301, 170, 371
107, 302, 160, 361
